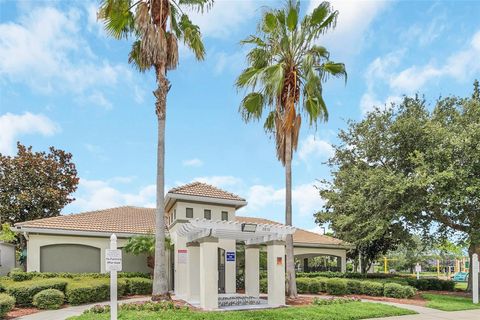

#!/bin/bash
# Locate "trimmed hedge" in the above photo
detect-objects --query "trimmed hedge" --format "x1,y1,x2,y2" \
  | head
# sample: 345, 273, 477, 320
9, 271, 150, 282
325, 278, 348, 295
6, 279, 68, 306
384, 283, 416, 299
125, 277, 152, 295
32, 289, 65, 310
360, 281, 384, 296
0, 293, 15, 318
296, 272, 399, 279
65, 278, 127, 305
406, 278, 455, 291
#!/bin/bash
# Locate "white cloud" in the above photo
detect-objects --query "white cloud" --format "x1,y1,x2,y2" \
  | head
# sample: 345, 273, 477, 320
182, 158, 204, 167
187, 0, 257, 39
308, 0, 389, 55
0, 112, 59, 155
390, 30, 480, 93
193, 175, 242, 188
244, 182, 323, 218
213, 50, 246, 75
66, 178, 156, 213
0, 6, 132, 108
298, 135, 334, 162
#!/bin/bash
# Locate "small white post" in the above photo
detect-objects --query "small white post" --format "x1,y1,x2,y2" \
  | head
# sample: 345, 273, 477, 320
415, 263, 421, 280
110, 234, 118, 319
473, 253, 479, 304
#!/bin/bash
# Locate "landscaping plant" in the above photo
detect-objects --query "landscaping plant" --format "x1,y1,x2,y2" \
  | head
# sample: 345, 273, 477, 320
32, 289, 65, 310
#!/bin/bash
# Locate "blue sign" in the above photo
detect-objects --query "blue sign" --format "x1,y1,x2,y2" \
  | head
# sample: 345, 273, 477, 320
226, 252, 235, 262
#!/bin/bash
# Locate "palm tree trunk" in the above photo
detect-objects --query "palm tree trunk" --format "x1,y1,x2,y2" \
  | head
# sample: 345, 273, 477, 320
152, 63, 170, 299
285, 132, 297, 298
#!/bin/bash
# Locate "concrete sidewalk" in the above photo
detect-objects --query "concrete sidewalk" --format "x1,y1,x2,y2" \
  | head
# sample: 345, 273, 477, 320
363, 300, 480, 320
15, 297, 150, 320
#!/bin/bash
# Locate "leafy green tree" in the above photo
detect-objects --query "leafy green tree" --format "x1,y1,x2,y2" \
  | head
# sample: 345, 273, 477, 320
98, 0, 212, 299
235, 0, 346, 297
317, 81, 480, 291
0, 143, 78, 225
0, 223, 16, 243
125, 234, 172, 269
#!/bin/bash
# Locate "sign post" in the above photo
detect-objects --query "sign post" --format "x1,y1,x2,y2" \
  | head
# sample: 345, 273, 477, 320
415, 263, 421, 280
473, 253, 479, 304
106, 234, 122, 319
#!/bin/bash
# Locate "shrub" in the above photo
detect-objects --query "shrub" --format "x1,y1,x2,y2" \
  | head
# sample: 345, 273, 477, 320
312, 297, 360, 305
9, 271, 150, 281
9, 271, 35, 282
32, 289, 64, 310
66, 278, 127, 305
308, 278, 326, 293
260, 279, 268, 293
361, 281, 384, 296
296, 278, 311, 294
126, 277, 152, 295
296, 272, 399, 279
325, 278, 348, 295
346, 279, 362, 294
84, 301, 181, 314
406, 278, 454, 291
6, 279, 68, 306
0, 293, 15, 318
384, 283, 416, 299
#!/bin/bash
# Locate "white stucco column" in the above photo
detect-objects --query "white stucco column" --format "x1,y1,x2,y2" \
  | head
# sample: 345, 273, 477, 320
199, 237, 219, 310
186, 242, 200, 303
245, 245, 260, 298
266, 241, 285, 306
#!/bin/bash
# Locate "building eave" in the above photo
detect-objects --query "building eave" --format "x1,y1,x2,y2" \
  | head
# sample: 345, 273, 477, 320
165, 193, 247, 212
13, 226, 149, 239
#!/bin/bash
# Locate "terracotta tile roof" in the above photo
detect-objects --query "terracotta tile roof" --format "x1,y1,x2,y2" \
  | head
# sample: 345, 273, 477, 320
16, 206, 156, 235
235, 216, 346, 246
168, 182, 246, 202
16, 206, 346, 246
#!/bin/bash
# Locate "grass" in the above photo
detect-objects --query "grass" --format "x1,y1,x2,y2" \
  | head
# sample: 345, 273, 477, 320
422, 293, 480, 311
68, 302, 416, 320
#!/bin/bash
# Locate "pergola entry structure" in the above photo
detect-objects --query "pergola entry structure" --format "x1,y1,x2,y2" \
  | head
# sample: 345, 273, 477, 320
177, 219, 295, 310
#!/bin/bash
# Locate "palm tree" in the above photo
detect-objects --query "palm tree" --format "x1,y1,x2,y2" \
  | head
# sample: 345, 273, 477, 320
98, 0, 212, 300
235, 0, 346, 298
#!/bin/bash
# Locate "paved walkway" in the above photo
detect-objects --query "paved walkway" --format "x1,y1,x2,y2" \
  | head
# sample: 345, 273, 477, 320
362, 299, 480, 320
13, 296, 480, 320
15, 297, 150, 320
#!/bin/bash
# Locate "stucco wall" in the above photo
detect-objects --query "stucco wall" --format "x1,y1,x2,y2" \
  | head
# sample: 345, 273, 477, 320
169, 201, 236, 225
0, 243, 16, 276
26, 234, 145, 273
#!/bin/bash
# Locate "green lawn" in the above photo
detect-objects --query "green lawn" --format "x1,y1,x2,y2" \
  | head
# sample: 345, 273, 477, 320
423, 293, 480, 311
69, 302, 415, 320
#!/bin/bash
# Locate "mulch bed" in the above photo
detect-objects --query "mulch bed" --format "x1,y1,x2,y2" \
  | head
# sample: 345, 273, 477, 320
6, 307, 38, 319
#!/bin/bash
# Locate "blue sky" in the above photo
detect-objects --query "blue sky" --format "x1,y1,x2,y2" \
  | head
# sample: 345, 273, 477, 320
1, 0, 479, 232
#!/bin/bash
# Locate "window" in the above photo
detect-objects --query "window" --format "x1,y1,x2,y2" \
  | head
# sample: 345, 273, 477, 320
186, 207, 193, 218
204, 209, 211, 220
221, 211, 228, 221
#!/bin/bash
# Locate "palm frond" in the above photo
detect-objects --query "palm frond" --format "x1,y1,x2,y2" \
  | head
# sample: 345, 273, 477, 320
179, 14, 205, 60
166, 32, 179, 70
318, 61, 347, 84
178, 0, 214, 13
128, 40, 152, 72
239, 92, 264, 122
98, 0, 135, 39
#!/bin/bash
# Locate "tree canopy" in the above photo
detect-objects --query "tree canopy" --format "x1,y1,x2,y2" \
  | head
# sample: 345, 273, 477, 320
317, 81, 480, 281
0, 143, 79, 225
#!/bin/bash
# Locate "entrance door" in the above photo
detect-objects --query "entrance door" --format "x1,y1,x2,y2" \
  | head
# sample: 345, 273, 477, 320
218, 248, 226, 293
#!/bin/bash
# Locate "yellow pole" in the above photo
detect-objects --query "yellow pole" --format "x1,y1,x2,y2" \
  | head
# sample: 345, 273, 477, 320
384, 257, 387, 274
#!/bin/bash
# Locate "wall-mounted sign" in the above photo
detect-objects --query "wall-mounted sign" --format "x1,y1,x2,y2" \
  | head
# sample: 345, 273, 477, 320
178, 249, 187, 264
105, 249, 122, 271
226, 252, 235, 262
277, 257, 283, 265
